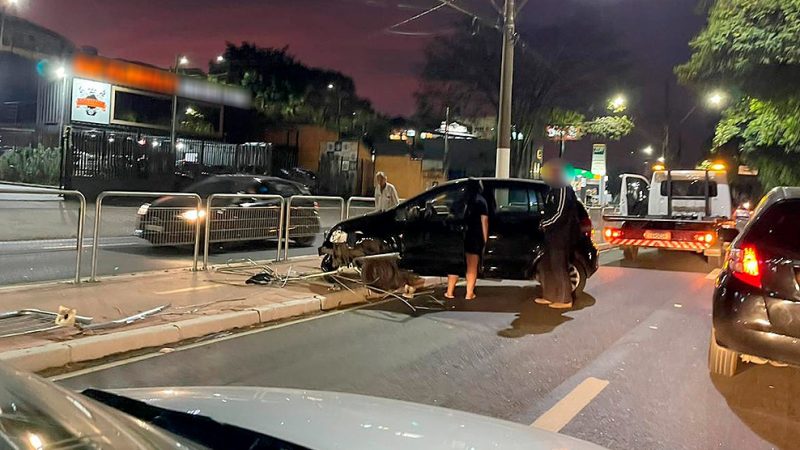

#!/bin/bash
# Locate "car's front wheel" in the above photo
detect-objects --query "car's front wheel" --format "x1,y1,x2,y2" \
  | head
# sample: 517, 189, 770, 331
708, 328, 740, 377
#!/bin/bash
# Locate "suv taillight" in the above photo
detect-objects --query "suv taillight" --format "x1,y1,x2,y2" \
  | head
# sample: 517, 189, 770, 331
580, 217, 592, 238
729, 245, 762, 288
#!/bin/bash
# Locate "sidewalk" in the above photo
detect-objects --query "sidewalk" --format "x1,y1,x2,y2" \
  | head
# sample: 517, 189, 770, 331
0, 256, 381, 373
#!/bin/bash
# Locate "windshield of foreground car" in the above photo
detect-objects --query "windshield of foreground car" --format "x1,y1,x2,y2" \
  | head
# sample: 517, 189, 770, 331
0, 365, 197, 449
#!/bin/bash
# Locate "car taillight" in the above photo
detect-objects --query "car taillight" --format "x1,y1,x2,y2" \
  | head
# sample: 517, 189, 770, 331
729, 245, 762, 288
604, 227, 622, 239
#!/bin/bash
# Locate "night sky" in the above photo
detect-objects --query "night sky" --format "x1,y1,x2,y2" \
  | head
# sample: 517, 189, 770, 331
18, 0, 714, 168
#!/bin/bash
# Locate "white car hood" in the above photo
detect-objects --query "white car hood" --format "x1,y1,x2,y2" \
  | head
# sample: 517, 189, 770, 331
110, 387, 605, 450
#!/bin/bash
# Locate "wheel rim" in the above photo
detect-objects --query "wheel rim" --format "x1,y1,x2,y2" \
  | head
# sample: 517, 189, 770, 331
569, 264, 580, 291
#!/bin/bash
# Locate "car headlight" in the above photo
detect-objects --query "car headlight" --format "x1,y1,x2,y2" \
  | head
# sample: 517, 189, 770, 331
180, 209, 206, 221
137, 204, 150, 216
330, 229, 348, 244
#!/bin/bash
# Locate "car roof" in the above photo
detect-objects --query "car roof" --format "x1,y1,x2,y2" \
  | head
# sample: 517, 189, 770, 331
443, 177, 547, 186
208, 174, 303, 186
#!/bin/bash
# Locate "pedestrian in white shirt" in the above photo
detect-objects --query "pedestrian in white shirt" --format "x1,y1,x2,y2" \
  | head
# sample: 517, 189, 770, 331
374, 172, 399, 211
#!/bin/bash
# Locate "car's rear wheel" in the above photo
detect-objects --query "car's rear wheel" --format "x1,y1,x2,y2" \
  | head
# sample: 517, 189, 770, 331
622, 246, 639, 261
708, 328, 740, 377
570, 262, 587, 296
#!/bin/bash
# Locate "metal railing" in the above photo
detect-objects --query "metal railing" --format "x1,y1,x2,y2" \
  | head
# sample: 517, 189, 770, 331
0, 187, 86, 284
346, 196, 376, 219
90, 191, 202, 281
203, 193, 285, 269
283, 195, 344, 261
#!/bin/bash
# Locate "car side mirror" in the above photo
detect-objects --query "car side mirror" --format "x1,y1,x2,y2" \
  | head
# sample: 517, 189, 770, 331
718, 227, 739, 243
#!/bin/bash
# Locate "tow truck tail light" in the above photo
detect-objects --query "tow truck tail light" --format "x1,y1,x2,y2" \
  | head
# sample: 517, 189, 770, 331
729, 245, 762, 288
604, 227, 622, 239
693, 232, 716, 244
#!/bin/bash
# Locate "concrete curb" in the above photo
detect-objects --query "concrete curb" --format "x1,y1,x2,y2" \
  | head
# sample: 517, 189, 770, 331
0, 295, 329, 373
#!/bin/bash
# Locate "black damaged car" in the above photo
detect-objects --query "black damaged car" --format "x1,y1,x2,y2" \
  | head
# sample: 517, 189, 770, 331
710, 186, 800, 376
319, 178, 598, 295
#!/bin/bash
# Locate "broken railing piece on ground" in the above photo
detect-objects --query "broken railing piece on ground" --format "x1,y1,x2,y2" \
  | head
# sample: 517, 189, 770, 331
79, 304, 170, 331
0, 309, 93, 338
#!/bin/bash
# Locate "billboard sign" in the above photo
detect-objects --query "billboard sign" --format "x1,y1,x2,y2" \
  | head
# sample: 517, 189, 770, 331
71, 78, 111, 125
591, 143, 607, 176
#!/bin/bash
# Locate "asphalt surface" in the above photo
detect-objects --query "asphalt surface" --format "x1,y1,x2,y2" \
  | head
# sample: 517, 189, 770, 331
54, 248, 800, 450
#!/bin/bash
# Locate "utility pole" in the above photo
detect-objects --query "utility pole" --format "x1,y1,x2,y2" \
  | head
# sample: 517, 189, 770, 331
662, 80, 670, 165
443, 105, 450, 178
495, 0, 515, 179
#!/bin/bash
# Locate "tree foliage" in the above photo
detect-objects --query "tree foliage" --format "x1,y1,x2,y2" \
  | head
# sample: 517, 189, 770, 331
677, 0, 800, 188
416, 12, 633, 176
213, 42, 385, 140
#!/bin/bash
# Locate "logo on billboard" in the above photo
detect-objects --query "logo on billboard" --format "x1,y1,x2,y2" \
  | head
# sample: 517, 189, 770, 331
71, 78, 111, 125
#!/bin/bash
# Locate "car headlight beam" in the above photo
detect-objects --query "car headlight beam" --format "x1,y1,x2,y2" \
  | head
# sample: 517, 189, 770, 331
180, 209, 206, 221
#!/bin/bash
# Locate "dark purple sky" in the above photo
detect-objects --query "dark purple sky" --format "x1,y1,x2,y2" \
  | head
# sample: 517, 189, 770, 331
19, 0, 712, 167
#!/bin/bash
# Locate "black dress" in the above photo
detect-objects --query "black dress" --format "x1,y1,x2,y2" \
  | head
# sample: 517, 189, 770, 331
464, 194, 488, 255
539, 185, 580, 302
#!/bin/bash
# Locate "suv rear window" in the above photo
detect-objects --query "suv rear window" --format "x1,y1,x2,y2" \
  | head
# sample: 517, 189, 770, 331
660, 180, 717, 198
746, 199, 800, 252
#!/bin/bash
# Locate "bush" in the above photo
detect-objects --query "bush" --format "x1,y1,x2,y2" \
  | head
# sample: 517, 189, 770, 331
0, 145, 61, 186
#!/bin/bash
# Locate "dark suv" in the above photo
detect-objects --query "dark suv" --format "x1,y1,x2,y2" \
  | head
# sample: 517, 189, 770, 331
710, 186, 800, 376
319, 178, 598, 294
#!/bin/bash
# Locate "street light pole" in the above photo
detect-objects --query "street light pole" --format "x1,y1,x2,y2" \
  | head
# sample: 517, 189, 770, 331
495, 0, 515, 179
170, 55, 187, 154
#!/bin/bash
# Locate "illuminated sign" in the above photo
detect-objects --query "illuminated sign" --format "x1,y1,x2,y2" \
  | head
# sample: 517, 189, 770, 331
591, 143, 607, 176
71, 78, 111, 125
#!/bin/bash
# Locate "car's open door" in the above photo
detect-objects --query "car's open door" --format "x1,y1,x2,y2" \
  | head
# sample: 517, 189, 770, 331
619, 174, 649, 217
397, 184, 468, 276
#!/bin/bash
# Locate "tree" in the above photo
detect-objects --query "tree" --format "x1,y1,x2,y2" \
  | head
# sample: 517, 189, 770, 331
212, 42, 387, 142
416, 11, 633, 176
676, 0, 800, 188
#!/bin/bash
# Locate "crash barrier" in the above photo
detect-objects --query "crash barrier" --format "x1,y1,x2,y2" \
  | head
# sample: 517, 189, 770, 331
0, 187, 86, 284
203, 193, 285, 269
283, 195, 345, 261
346, 196, 376, 219
90, 191, 202, 281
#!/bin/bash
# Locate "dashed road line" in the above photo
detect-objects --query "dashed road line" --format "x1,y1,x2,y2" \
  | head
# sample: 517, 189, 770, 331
531, 376, 609, 432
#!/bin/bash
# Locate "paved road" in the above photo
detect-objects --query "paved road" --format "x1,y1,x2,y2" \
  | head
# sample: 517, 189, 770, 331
0, 236, 321, 285
54, 248, 799, 449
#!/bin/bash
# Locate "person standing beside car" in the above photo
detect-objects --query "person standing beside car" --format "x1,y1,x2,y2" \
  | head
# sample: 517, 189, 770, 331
375, 172, 400, 212
535, 159, 580, 309
445, 180, 489, 300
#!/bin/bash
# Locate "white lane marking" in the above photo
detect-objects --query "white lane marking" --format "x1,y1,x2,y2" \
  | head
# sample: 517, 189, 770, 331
42, 242, 139, 250
706, 268, 721, 280
531, 377, 609, 432
154, 284, 225, 295
50, 298, 388, 381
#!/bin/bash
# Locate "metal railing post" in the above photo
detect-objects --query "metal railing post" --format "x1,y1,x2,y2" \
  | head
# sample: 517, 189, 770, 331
89, 192, 107, 282
284, 195, 294, 261
74, 192, 86, 284
276, 197, 285, 262
203, 193, 284, 269
203, 194, 214, 270
90, 191, 202, 281
0, 187, 86, 284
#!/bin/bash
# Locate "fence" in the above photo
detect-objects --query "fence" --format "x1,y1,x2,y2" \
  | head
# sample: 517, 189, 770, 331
283, 195, 345, 261
90, 191, 203, 281
203, 193, 284, 269
0, 187, 86, 284
346, 196, 376, 219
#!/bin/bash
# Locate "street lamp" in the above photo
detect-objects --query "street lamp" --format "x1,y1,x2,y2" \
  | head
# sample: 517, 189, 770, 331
215, 55, 224, 63
707, 91, 726, 108
170, 54, 189, 155
327, 82, 342, 139
608, 94, 627, 113
642, 145, 654, 156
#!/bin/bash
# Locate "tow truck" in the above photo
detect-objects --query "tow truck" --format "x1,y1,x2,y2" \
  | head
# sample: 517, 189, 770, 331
602, 166, 738, 266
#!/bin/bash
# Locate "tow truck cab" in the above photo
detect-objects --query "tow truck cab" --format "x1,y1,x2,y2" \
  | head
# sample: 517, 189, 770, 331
605, 169, 735, 265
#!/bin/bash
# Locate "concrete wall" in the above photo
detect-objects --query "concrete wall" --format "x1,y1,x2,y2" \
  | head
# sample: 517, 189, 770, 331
265, 125, 337, 173
375, 154, 424, 199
